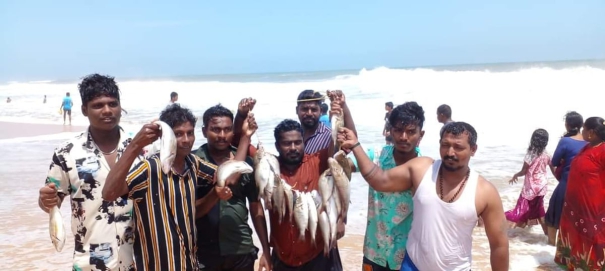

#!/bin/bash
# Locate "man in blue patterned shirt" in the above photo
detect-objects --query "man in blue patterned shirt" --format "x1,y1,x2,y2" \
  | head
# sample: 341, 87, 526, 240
363, 102, 426, 271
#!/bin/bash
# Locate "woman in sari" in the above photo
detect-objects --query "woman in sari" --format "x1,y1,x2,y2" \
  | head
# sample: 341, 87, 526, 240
555, 117, 605, 270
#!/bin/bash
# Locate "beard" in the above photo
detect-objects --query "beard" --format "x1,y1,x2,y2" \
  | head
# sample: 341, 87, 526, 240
442, 156, 464, 172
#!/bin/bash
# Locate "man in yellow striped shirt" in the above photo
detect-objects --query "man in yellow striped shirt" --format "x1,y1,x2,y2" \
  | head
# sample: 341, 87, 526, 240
103, 104, 257, 271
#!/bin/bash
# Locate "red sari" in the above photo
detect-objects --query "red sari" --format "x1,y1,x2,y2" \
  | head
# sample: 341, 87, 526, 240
555, 143, 605, 270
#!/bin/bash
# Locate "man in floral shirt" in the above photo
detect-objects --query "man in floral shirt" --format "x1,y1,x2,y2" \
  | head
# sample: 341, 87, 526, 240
363, 102, 425, 271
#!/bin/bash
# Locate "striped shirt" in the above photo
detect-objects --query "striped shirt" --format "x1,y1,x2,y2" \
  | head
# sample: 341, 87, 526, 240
304, 122, 332, 154
126, 154, 216, 271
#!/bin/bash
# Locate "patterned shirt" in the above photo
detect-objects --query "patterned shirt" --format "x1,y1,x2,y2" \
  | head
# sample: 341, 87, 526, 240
303, 122, 332, 154
45, 127, 140, 271
126, 154, 215, 271
363, 146, 421, 268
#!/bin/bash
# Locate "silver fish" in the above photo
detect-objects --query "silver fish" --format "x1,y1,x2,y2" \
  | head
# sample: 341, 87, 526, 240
293, 190, 309, 240
333, 150, 352, 181
49, 206, 66, 252
318, 169, 334, 211
253, 144, 271, 199
283, 182, 294, 222
329, 157, 350, 222
305, 192, 318, 245
272, 172, 285, 223
330, 111, 344, 151
153, 120, 177, 175
216, 160, 253, 187
327, 193, 338, 248
318, 210, 331, 256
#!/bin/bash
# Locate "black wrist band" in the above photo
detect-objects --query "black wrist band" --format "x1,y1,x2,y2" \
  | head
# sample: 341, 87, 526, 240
351, 142, 361, 149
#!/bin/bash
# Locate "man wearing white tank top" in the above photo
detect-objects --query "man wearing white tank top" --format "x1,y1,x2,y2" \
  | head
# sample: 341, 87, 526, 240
338, 122, 509, 271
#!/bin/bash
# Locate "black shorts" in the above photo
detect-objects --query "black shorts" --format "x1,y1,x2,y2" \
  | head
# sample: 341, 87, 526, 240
198, 252, 257, 271
272, 248, 342, 271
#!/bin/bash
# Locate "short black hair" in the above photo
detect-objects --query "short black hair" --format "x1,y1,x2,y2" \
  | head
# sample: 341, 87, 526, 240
297, 90, 324, 105
563, 111, 583, 137
437, 104, 452, 118
78, 74, 120, 106
171, 92, 178, 99
440, 121, 477, 147
389, 102, 426, 129
160, 103, 196, 129
584, 116, 605, 141
274, 119, 303, 143
202, 104, 234, 127
385, 102, 394, 108
320, 103, 329, 114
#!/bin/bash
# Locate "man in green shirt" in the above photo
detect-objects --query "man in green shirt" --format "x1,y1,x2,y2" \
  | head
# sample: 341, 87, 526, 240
194, 104, 271, 271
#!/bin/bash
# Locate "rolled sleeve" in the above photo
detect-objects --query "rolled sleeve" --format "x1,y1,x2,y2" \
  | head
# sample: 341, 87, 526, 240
195, 156, 217, 184
126, 160, 150, 200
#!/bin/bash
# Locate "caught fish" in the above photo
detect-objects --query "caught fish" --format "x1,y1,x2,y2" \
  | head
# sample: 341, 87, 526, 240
272, 172, 285, 222
327, 194, 338, 248
317, 169, 334, 211
294, 191, 309, 240
49, 206, 66, 252
334, 150, 352, 181
305, 192, 318, 245
154, 120, 177, 175
329, 157, 350, 222
216, 160, 253, 187
318, 210, 331, 256
283, 182, 294, 222
253, 144, 272, 199
330, 111, 344, 151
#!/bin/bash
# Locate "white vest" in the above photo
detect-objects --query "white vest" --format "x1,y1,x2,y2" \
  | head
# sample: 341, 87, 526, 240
406, 159, 478, 271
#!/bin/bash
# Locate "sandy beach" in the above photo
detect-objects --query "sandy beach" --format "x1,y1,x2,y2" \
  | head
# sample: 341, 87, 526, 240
0, 121, 564, 270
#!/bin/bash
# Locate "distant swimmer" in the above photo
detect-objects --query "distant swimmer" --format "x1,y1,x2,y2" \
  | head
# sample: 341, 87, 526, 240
60, 92, 73, 125
319, 103, 331, 127
6, 97, 11, 103
436, 104, 453, 125
43, 95, 46, 104
168, 91, 178, 107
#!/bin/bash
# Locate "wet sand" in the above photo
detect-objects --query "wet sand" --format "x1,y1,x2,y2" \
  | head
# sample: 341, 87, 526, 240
0, 121, 86, 139
0, 121, 565, 270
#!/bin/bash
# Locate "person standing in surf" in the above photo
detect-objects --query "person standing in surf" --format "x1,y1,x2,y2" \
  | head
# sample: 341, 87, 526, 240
38, 74, 139, 270
505, 129, 554, 232
61, 92, 73, 125
545, 111, 586, 245
362, 102, 425, 271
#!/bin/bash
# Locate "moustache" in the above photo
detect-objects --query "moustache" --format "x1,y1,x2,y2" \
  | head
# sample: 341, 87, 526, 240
287, 151, 301, 156
444, 156, 458, 162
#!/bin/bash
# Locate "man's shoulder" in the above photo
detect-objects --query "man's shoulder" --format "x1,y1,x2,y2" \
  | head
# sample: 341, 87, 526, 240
54, 131, 87, 156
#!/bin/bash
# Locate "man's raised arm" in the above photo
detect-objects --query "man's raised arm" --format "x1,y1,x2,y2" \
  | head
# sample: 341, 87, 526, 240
339, 127, 415, 192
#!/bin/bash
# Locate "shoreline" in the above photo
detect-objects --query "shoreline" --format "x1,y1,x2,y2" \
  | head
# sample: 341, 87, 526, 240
0, 121, 87, 140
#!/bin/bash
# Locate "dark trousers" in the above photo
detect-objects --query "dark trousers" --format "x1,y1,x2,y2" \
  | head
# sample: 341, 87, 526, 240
362, 257, 398, 271
272, 248, 343, 271
198, 252, 257, 271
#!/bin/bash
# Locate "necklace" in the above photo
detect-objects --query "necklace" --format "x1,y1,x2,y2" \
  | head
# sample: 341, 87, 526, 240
439, 166, 471, 203
92, 141, 118, 155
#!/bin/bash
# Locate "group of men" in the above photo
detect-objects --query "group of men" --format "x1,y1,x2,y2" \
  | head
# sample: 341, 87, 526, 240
38, 73, 509, 271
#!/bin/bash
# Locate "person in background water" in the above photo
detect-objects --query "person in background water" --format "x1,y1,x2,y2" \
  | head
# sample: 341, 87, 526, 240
340, 122, 509, 271
43, 95, 46, 104
61, 92, 73, 125
6, 97, 11, 103
505, 129, 554, 233
38, 74, 138, 271
319, 103, 331, 127
382, 102, 394, 141
269, 119, 342, 271
555, 116, 605, 270
194, 104, 271, 271
363, 102, 425, 271
169, 91, 179, 106
545, 111, 586, 246
436, 104, 453, 125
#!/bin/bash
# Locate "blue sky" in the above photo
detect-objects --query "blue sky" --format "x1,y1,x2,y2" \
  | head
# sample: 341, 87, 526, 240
1, 0, 604, 81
